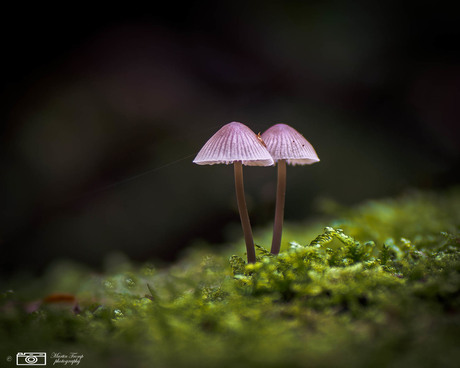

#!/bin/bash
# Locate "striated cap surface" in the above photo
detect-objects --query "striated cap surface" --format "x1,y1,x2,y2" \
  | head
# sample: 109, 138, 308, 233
261, 123, 320, 165
193, 122, 274, 166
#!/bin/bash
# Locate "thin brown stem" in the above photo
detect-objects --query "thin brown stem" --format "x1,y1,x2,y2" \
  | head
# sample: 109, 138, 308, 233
271, 159, 286, 255
234, 161, 256, 263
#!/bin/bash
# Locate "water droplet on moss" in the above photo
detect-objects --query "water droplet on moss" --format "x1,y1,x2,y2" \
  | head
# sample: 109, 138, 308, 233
113, 309, 124, 318
125, 278, 136, 288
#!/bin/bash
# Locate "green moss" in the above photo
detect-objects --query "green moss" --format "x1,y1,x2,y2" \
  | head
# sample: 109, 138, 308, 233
1, 188, 460, 367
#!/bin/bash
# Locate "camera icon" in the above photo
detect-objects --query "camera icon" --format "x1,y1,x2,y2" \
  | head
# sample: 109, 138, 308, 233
16, 352, 47, 366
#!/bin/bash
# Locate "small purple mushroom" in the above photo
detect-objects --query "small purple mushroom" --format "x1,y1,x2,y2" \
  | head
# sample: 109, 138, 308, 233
262, 123, 320, 255
194, 122, 274, 263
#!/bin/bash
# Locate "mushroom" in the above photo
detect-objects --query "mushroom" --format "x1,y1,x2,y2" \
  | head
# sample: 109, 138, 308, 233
193, 122, 274, 263
261, 123, 320, 255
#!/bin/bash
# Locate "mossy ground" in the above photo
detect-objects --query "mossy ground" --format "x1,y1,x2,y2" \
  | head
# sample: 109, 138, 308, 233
1, 188, 460, 367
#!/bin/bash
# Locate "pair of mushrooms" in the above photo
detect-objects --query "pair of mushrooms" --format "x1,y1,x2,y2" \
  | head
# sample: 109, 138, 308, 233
194, 122, 319, 263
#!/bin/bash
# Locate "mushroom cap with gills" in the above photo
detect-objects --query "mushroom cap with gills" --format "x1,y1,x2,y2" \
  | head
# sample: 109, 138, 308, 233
261, 123, 320, 165
193, 122, 274, 166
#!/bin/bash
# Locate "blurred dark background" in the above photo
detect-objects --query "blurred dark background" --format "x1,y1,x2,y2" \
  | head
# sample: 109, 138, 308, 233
1, 1, 459, 276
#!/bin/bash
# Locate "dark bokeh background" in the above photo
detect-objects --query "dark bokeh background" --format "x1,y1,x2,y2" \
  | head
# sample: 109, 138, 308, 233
1, 2, 459, 276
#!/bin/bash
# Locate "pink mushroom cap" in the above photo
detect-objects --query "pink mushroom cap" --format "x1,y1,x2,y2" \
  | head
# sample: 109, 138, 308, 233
261, 123, 320, 165
193, 122, 274, 166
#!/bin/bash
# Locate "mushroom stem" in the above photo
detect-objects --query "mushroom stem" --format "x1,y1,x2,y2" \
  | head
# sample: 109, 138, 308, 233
271, 159, 286, 255
234, 161, 256, 263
